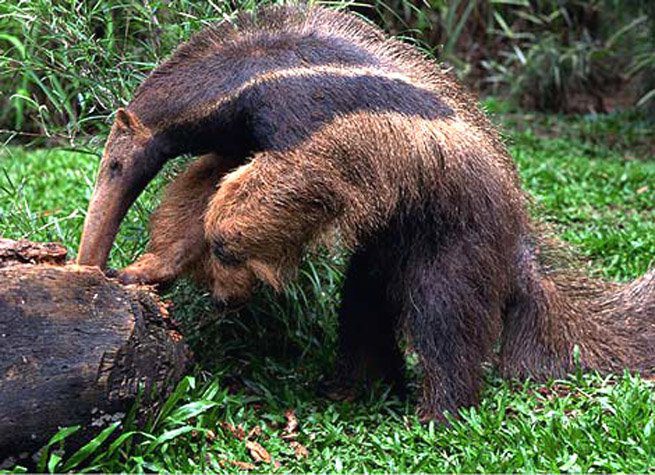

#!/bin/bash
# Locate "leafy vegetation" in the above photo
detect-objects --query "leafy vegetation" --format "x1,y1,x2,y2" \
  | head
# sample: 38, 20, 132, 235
364, 0, 655, 113
1, 112, 654, 473
0, 0, 315, 138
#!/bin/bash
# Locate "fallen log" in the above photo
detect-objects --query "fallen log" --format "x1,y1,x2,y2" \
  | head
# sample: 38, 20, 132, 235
0, 239, 191, 461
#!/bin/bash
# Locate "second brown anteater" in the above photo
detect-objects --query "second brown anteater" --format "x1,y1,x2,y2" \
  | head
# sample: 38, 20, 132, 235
76, 5, 655, 421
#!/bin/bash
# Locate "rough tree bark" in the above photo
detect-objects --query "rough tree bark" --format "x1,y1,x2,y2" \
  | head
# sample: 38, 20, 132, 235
0, 239, 191, 460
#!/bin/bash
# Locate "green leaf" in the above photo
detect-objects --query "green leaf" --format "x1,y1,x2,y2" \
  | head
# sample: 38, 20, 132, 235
36, 425, 81, 472
636, 89, 655, 108
60, 422, 120, 472
47, 453, 62, 474
151, 375, 195, 429
167, 400, 217, 423
606, 15, 647, 48
0, 33, 26, 58
149, 426, 196, 448
493, 11, 514, 38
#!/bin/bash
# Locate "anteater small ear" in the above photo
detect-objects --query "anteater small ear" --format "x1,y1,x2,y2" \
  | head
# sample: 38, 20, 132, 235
115, 108, 149, 137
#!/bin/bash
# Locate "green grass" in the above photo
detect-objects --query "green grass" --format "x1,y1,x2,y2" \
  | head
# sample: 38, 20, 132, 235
1, 113, 655, 473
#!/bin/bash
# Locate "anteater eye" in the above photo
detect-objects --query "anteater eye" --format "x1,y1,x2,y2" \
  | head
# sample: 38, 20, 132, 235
211, 237, 243, 267
108, 160, 122, 177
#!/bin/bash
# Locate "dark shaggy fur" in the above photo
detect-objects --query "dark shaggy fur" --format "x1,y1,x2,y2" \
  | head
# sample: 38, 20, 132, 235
77, 4, 655, 421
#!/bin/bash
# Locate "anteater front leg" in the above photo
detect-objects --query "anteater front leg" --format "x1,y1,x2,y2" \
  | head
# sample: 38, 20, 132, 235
118, 153, 238, 286
203, 150, 343, 303
322, 242, 406, 400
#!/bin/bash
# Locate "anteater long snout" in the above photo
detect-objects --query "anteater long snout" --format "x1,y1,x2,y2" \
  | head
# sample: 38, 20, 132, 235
77, 108, 161, 268
77, 180, 133, 268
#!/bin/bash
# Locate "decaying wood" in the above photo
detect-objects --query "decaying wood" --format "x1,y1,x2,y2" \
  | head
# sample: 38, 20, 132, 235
0, 238, 67, 268
0, 239, 191, 460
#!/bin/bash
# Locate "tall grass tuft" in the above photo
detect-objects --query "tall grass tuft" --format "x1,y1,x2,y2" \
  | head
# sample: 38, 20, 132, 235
0, 0, 291, 144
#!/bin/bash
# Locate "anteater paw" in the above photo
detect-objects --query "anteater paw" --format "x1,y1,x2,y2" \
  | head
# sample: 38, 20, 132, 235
115, 253, 175, 289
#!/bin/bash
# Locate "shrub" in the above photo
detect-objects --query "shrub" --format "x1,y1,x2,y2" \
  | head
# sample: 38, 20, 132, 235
481, 0, 654, 113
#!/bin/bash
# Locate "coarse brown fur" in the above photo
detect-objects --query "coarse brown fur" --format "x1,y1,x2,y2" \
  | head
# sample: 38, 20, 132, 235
77, 4, 655, 421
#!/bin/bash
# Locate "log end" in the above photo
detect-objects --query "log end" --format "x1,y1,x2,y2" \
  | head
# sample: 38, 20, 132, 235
0, 239, 191, 461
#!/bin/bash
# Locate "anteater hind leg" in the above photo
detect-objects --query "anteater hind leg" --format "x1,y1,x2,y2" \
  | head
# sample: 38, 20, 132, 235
401, 240, 503, 421
118, 153, 238, 286
323, 244, 406, 400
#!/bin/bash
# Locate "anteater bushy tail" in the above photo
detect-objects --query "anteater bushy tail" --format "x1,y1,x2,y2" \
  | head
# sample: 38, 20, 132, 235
501, 246, 655, 380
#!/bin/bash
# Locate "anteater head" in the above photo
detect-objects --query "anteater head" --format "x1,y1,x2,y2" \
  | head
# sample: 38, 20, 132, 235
77, 108, 165, 268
